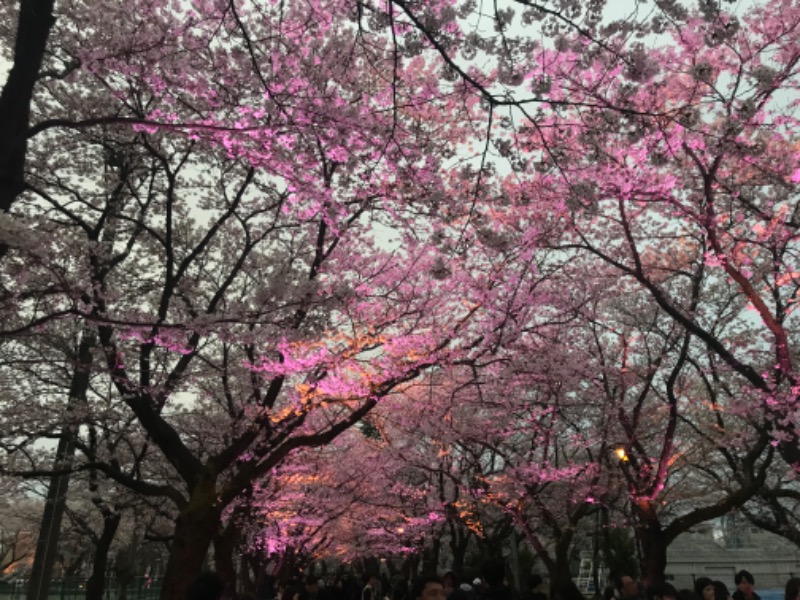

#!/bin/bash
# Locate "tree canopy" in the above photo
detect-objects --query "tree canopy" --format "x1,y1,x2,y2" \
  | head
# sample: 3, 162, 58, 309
1, 0, 800, 598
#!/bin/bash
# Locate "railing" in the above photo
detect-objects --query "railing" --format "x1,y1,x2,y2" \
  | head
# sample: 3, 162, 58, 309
0, 576, 162, 600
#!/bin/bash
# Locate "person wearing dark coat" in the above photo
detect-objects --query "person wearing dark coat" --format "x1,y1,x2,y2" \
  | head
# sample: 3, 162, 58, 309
785, 577, 800, 600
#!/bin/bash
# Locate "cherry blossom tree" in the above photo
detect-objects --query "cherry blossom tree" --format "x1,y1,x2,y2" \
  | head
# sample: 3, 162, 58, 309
497, 0, 800, 466
380, 0, 800, 474
741, 479, 800, 547
0, 477, 40, 579
2, 0, 800, 596
1, 7, 493, 599
577, 280, 775, 584
0, 0, 499, 598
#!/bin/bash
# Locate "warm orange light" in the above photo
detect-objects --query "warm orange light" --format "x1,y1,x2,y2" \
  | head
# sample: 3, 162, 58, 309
615, 448, 629, 462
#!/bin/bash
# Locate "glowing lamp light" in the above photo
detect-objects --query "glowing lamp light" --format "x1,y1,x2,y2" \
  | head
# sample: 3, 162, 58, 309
615, 448, 629, 462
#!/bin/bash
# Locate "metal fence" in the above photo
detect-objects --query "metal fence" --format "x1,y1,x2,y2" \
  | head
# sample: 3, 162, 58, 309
0, 577, 162, 600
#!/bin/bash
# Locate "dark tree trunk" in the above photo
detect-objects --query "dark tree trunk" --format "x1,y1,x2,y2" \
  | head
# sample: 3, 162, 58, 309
362, 556, 381, 577
239, 555, 260, 595
214, 521, 238, 590
547, 532, 575, 600
634, 501, 667, 587
0, 0, 56, 215
448, 520, 471, 582
274, 547, 307, 582
401, 555, 418, 583
421, 537, 441, 573
26, 331, 95, 600
85, 511, 122, 600
159, 489, 222, 600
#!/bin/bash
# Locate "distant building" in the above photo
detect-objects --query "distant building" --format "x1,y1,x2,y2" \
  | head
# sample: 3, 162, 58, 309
666, 524, 800, 589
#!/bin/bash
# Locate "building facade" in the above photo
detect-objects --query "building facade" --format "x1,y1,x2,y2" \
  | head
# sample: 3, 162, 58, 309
666, 525, 800, 590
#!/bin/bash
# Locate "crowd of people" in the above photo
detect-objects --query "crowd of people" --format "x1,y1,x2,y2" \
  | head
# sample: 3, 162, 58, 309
185, 557, 521, 600
185, 564, 800, 600
603, 570, 800, 600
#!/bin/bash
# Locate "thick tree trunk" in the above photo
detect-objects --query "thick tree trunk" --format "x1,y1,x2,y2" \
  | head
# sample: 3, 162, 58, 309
85, 512, 121, 600
422, 537, 441, 573
0, 0, 56, 214
634, 502, 667, 587
159, 489, 222, 600
548, 534, 575, 600
508, 529, 521, 592
273, 548, 301, 583
637, 534, 667, 588
449, 525, 470, 582
214, 521, 238, 590
518, 520, 573, 600
362, 556, 381, 577
401, 555, 418, 582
